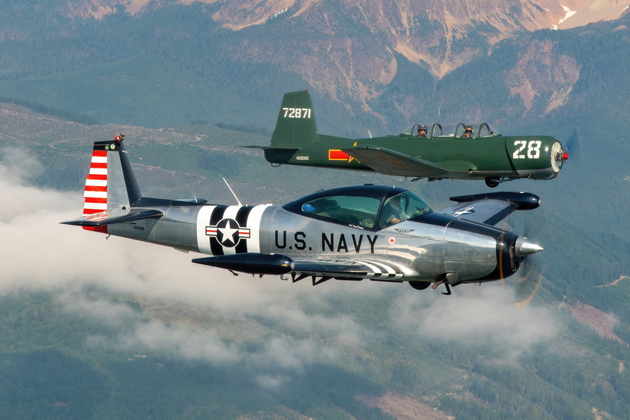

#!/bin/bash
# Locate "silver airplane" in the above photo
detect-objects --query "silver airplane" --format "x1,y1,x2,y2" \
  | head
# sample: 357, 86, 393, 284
62, 135, 543, 295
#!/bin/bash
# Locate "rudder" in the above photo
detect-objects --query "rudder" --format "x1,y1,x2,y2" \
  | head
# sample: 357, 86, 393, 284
270, 90, 319, 147
80, 135, 143, 232
82, 148, 108, 218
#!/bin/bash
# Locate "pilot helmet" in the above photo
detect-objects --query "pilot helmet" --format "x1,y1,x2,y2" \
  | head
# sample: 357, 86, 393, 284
418, 124, 427, 133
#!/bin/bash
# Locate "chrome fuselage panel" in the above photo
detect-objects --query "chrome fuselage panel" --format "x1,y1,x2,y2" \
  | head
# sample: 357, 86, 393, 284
108, 204, 500, 282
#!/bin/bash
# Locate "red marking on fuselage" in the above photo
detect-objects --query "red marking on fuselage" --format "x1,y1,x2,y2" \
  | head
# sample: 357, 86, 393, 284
83, 226, 108, 233
328, 149, 350, 160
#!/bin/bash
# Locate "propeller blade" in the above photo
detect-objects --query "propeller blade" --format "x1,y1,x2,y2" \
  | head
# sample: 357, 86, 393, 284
564, 125, 583, 164
514, 267, 544, 308
513, 253, 545, 307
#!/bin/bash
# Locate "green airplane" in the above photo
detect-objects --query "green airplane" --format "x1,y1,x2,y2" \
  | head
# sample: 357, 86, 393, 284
249, 90, 568, 188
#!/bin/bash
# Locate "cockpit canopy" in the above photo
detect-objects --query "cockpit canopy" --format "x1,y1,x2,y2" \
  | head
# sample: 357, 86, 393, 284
400, 123, 500, 138
283, 185, 433, 230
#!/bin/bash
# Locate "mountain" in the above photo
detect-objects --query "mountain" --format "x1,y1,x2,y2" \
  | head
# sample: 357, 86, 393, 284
60, 1, 630, 77
1, 1, 630, 418
0, 0, 628, 135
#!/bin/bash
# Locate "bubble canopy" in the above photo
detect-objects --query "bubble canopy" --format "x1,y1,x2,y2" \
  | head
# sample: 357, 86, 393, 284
283, 185, 433, 230
401, 123, 501, 138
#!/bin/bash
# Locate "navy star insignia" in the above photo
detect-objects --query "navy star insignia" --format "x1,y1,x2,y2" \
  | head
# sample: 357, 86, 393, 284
206, 218, 250, 248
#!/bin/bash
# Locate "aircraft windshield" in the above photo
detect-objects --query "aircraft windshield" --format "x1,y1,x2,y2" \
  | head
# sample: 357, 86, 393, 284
289, 185, 434, 230
378, 191, 432, 228
302, 196, 381, 228
400, 123, 500, 138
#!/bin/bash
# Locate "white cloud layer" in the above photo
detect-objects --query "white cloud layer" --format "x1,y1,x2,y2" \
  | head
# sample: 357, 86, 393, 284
0, 148, 370, 376
390, 284, 558, 358
0, 148, 559, 373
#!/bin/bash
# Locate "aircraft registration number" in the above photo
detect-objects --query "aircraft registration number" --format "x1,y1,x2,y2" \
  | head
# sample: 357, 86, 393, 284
512, 140, 541, 159
283, 107, 312, 118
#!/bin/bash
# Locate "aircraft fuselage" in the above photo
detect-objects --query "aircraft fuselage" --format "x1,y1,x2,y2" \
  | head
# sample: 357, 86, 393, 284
264, 133, 561, 180
109, 202, 516, 283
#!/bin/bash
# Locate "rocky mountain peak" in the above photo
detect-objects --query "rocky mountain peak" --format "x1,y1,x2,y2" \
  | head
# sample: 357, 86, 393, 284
66, 0, 630, 78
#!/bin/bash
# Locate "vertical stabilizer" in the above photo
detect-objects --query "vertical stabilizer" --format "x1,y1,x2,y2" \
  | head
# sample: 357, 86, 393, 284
270, 90, 319, 147
80, 135, 144, 232
83, 147, 108, 217
92, 135, 142, 206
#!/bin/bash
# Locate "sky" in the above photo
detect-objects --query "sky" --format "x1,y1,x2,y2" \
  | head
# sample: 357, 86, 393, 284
0, 146, 560, 387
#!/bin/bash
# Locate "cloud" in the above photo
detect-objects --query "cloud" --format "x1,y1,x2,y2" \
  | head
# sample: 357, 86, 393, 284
0, 148, 559, 371
0, 150, 369, 372
246, 335, 340, 372
390, 284, 558, 358
59, 291, 137, 327
0, 148, 73, 223
120, 320, 242, 364
255, 374, 288, 389
0, 148, 43, 183
68, 294, 342, 375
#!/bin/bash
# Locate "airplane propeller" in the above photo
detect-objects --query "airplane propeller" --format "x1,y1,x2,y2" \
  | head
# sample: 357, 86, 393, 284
513, 203, 548, 306
499, 210, 546, 307
513, 252, 545, 308
563, 125, 583, 164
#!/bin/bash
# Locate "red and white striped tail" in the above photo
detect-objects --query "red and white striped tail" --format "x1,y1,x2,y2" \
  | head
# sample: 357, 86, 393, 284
83, 149, 108, 216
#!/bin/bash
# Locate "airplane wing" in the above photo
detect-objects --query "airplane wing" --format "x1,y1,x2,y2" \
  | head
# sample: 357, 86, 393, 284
341, 146, 449, 177
193, 254, 417, 282
61, 209, 164, 227
439, 192, 540, 226
291, 258, 411, 281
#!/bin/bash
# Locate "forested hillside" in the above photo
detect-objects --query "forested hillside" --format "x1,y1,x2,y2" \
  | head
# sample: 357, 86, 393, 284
1, 102, 629, 418
1, 1, 630, 419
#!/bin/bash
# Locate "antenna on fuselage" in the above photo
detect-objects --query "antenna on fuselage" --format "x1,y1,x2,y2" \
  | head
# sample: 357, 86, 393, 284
223, 178, 242, 206
367, 129, 373, 138
182, 182, 200, 204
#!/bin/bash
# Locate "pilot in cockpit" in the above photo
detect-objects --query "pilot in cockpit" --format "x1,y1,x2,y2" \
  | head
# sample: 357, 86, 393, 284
379, 194, 408, 227
416, 124, 427, 138
462, 126, 474, 138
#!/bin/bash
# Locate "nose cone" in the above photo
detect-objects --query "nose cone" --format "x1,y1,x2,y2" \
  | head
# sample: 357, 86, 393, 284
515, 237, 543, 257
551, 141, 564, 173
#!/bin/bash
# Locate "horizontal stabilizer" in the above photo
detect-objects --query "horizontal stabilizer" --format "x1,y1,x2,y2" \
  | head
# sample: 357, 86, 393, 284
341, 146, 448, 177
61, 209, 163, 227
439, 192, 540, 225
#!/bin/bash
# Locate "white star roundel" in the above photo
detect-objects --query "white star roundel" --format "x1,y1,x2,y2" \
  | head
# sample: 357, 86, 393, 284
206, 218, 250, 248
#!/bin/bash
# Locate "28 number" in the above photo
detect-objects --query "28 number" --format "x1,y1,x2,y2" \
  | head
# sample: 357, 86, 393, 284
283, 108, 312, 118
513, 141, 541, 159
